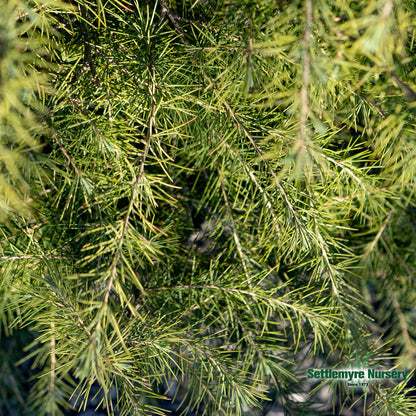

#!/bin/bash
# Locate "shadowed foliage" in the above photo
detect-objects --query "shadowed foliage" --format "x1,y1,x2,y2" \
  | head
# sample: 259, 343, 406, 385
0, 1, 416, 415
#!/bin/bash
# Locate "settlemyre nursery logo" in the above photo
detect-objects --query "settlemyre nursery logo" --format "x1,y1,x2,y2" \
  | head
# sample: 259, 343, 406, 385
306, 352, 411, 390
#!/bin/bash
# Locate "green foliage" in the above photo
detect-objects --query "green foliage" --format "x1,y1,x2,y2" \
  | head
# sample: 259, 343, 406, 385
1, 0, 416, 415
0, 0, 53, 218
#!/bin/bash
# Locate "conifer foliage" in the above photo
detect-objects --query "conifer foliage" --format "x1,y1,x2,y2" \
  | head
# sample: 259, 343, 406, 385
1, 0, 416, 415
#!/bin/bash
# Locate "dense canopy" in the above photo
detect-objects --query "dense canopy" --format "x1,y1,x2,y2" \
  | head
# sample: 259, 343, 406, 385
0, 1, 416, 415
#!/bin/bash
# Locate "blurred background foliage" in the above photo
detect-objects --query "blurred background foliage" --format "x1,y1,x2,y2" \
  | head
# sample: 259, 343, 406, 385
0, 0, 416, 415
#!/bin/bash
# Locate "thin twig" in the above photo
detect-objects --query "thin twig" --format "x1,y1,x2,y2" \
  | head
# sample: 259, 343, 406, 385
50, 322, 56, 394
364, 210, 393, 259
147, 284, 325, 320
160, 1, 191, 46
7, 372, 26, 407
16, 4, 47, 20
103, 59, 156, 306
212, 132, 281, 235
323, 154, 367, 191
0, 255, 67, 260
52, 284, 92, 337
220, 101, 303, 227
51, 129, 82, 176
390, 293, 415, 359
218, 169, 249, 276
307, 188, 340, 298
389, 71, 416, 103
298, 0, 312, 154
72, 4, 101, 89
40, 115, 82, 176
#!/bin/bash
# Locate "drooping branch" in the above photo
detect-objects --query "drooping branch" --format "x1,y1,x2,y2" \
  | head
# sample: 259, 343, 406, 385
218, 169, 249, 276
297, 0, 312, 157
102, 59, 157, 308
